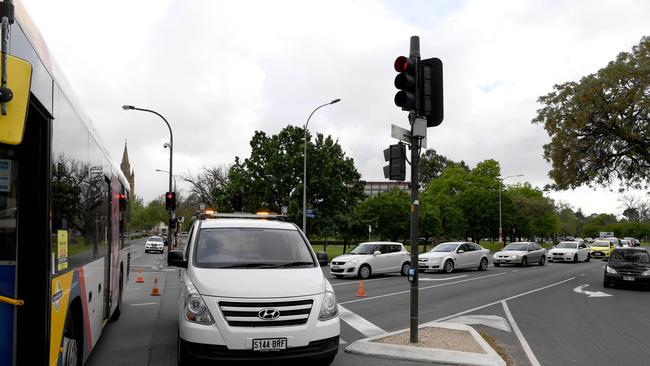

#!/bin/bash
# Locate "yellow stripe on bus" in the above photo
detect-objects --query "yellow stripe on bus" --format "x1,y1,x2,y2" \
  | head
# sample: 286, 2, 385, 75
0, 55, 32, 145
49, 271, 74, 366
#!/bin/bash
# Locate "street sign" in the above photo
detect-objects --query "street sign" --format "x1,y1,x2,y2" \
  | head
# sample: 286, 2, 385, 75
281, 206, 288, 215
305, 209, 315, 218
391, 124, 427, 148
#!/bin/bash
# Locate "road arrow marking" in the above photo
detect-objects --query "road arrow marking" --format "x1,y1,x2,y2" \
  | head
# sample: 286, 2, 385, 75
419, 275, 467, 281
448, 315, 511, 332
573, 284, 613, 297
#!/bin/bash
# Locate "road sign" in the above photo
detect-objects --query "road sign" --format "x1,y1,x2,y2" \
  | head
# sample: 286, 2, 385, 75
305, 209, 315, 218
391, 124, 427, 148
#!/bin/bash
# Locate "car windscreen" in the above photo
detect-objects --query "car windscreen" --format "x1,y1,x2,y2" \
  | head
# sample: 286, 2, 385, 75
503, 243, 528, 251
148, 237, 163, 242
349, 244, 377, 255
430, 243, 458, 252
611, 250, 650, 264
591, 241, 610, 247
555, 242, 577, 249
193, 228, 315, 269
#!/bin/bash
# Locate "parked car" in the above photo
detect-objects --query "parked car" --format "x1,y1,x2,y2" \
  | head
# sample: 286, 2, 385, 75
493, 242, 546, 267
167, 213, 339, 364
330, 242, 411, 279
624, 237, 640, 247
145, 236, 164, 253
620, 239, 631, 247
590, 240, 617, 259
418, 242, 489, 273
547, 241, 590, 262
603, 247, 650, 289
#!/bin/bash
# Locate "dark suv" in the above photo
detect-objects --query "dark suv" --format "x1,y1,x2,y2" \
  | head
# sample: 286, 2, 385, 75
603, 247, 650, 289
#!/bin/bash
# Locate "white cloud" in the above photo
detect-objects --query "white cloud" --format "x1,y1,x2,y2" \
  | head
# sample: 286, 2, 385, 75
20, 0, 650, 215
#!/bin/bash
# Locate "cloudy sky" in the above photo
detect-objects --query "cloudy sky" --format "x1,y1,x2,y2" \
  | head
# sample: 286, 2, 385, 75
20, 0, 650, 215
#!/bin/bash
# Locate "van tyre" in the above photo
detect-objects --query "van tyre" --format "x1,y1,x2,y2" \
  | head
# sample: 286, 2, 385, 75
400, 262, 411, 276
358, 264, 371, 279
443, 260, 454, 273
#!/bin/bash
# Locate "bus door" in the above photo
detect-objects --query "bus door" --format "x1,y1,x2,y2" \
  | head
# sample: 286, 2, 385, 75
0, 98, 52, 365
103, 177, 112, 321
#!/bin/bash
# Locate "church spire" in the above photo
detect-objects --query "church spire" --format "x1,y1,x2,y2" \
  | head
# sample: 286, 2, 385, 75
121, 140, 131, 172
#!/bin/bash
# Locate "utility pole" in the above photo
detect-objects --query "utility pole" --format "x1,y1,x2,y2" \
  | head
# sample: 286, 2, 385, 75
408, 36, 420, 344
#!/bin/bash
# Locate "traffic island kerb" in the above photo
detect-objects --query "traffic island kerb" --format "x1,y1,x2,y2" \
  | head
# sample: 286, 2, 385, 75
345, 321, 506, 366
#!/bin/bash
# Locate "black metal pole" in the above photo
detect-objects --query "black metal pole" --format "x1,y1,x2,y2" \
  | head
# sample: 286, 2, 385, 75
409, 35, 420, 344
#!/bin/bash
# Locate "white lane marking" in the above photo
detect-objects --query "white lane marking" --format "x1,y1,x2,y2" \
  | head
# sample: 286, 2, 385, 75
502, 301, 541, 366
435, 276, 576, 322
512, 270, 520, 273
331, 277, 400, 287
447, 315, 511, 332
130, 302, 158, 307
579, 273, 586, 277
419, 275, 467, 281
573, 284, 612, 298
339, 339, 347, 344
338, 305, 385, 338
339, 272, 506, 305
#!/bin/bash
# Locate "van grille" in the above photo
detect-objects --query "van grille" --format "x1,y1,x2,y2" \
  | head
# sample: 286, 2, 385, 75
218, 299, 313, 327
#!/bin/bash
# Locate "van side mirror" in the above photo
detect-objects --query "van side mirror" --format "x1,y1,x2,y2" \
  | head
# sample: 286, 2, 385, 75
168, 250, 187, 268
316, 252, 328, 267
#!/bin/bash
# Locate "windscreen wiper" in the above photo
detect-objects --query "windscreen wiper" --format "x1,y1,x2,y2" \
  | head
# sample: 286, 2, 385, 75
220, 263, 276, 268
269, 261, 315, 268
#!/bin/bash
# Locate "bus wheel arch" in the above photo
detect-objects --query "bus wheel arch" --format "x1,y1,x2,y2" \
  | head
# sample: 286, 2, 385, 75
62, 297, 84, 366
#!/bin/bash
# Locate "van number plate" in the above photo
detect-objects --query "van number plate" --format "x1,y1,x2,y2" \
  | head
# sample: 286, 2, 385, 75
253, 338, 287, 352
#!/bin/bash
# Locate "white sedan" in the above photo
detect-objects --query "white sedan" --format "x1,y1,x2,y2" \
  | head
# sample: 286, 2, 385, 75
418, 242, 490, 273
330, 242, 411, 279
145, 236, 164, 253
547, 241, 591, 262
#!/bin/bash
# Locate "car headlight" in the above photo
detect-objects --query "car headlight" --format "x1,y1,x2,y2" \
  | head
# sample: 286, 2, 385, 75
511, 255, 519, 259
642, 270, 650, 276
606, 266, 617, 275
184, 283, 214, 325
430, 257, 442, 262
319, 290, 338, 321
347, 259, 359, 265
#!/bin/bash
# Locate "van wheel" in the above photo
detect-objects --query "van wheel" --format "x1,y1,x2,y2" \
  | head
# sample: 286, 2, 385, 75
358, 264, 371, 279
400, 262, 411, 276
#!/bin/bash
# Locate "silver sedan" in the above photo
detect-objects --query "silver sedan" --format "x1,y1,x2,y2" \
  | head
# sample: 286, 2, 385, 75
493, 242, 546, 267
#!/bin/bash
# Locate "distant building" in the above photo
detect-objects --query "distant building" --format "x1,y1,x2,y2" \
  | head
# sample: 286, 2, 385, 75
120, 141, 135, 197
363, 180, 410, 197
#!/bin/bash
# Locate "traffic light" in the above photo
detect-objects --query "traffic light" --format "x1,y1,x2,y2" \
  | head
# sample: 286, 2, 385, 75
383, 143, 406, 181
420, 58, 443, 127
394, 56, 418, 111
165, 191, 176, 211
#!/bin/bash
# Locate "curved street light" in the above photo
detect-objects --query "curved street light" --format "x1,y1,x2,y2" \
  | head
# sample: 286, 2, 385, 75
303, 98, 341, 236
123, 105, 174, 247
499, 174, 524, 248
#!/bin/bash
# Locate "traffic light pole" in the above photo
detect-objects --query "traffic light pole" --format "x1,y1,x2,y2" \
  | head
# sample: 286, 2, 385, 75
408, 36, 420, 344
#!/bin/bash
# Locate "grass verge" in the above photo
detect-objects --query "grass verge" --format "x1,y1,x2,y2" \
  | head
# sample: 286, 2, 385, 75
479, 331, 512, 366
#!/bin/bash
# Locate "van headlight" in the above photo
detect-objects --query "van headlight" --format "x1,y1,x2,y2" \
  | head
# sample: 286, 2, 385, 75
184, 284, 214, 325
319, 290, 338, 321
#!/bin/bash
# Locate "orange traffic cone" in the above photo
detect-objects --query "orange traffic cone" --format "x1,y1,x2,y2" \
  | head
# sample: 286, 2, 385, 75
150, 277, 161, 296
356, 280, 366, 297
136, 270, 144, 283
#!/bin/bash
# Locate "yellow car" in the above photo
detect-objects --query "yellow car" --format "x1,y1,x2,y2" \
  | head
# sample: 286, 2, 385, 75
590, 240, 616, 259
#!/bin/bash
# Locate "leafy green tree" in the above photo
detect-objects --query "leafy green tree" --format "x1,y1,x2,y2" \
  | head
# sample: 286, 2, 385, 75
581, 213, 618, 238
418, 149, 468, 188
557, 207, 580, 238
533, 36, 650, 190
357, 189, 410, 241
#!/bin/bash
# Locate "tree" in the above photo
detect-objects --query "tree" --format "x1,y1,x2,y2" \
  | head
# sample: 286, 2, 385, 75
182, 166, 231, 210
418, 149, 468, 188
356, 189, 410, 241
533, 36, 650, 190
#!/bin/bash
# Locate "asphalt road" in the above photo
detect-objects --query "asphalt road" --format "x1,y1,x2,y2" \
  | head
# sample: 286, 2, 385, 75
87, 244, 650, 366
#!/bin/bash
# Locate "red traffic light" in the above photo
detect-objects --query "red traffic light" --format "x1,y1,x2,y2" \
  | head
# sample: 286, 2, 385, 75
165, 191, 176, 210
394, 56, 415, 73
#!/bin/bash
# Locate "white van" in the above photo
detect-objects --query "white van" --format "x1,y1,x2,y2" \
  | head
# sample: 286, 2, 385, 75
168, 213, 339, 364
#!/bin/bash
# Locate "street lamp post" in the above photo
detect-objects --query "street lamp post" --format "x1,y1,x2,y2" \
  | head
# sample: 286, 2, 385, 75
499, 174, 524, 248
302, 98, 340, 236
155, 169, 177, 192
123, 105, 174, 248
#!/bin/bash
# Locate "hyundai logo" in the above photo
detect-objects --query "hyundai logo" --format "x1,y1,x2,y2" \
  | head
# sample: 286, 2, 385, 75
258, 308, 281, 320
